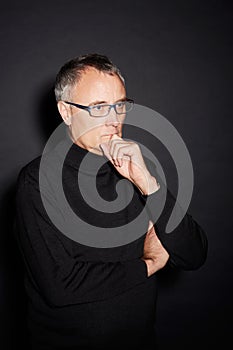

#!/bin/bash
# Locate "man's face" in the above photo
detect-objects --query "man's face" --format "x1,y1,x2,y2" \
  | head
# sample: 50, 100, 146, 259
63, 68, 127, 155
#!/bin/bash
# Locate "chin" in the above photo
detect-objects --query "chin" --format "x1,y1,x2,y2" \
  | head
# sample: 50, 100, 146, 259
88, 143, 103, 155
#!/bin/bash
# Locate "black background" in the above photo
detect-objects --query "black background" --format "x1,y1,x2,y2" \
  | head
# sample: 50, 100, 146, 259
0, 0, 232, 349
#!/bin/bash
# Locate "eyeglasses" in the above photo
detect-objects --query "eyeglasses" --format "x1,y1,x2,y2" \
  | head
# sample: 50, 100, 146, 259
64, 98, 134, 118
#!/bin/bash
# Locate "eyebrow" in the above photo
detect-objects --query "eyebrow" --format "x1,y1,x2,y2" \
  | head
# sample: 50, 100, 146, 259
88, 96, 127, 106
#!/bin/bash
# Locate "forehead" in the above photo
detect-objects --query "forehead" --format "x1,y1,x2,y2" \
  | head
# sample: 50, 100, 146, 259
71, 68, 126, 103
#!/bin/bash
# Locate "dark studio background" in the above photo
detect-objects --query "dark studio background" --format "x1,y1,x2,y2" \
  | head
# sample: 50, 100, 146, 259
0, 0, 232, 349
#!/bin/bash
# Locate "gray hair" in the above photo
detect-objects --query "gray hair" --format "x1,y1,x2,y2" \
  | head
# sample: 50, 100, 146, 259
54, 53, 125, 102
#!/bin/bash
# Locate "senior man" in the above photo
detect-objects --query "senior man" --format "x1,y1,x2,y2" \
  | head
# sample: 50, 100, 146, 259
14, 53, 207, 350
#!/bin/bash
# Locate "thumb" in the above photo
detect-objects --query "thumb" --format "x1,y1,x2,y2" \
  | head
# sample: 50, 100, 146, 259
99, 142, 112, 161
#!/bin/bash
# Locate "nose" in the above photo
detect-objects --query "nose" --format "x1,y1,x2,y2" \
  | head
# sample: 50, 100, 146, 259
105, 106, 120, 126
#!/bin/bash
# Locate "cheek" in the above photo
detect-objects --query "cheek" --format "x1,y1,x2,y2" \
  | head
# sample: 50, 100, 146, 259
85, 121, 105, 135
82, 123, 105, 143
92, 125, 105, 138
72, 114, 102, 134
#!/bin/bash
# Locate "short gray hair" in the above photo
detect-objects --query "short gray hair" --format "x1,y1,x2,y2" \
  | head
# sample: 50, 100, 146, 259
54, 53, 125, 102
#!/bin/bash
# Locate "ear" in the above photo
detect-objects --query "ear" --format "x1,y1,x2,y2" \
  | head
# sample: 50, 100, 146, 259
57, 101, 72, 125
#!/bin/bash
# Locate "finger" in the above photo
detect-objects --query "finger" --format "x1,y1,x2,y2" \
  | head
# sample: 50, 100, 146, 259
109, 139, 127, 166
109, 134, 123, 154
111, 134, 122, 142
99, 143, 113, 163
117, 144, 143, 169
111, 142, 132, 167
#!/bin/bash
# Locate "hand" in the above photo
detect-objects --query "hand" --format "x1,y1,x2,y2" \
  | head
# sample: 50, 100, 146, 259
100, 135, 160, 195
142, 221, 169, 277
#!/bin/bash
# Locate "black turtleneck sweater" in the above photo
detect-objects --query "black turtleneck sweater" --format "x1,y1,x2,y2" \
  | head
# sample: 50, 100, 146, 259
14, 133, 207, 350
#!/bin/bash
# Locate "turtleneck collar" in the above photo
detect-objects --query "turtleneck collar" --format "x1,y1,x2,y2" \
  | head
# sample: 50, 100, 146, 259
61, 127, 112, 176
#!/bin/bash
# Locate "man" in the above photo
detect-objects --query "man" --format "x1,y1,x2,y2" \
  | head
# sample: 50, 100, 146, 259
14, 53, 208, 350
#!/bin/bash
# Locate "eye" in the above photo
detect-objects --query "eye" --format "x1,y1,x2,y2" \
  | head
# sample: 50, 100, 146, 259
93, 105, 104, 110
116, 102, 125, 109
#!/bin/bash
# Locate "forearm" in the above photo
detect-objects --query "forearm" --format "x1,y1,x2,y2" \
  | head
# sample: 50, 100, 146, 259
135, 172, 161, 196
140, 159, 208, 270
144, 184, 207, 270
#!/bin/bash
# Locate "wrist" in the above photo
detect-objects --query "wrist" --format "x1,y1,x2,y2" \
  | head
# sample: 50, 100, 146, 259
139, 175, 160, 196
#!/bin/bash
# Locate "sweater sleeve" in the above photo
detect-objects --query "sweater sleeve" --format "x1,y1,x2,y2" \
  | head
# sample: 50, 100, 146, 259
142, 160, 208, 271
14, 165, 148, 307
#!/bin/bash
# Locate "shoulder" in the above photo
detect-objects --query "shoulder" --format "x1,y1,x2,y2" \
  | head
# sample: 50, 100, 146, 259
16, 142, 65, 191
16, 155, 42, 189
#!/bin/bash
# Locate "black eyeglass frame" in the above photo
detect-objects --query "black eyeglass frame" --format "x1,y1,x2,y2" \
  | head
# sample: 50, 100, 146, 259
63, 98, 134, 117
